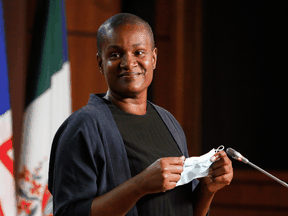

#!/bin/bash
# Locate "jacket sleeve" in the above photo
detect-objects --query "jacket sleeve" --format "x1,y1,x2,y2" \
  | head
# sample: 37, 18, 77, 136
48, 111, 104, 216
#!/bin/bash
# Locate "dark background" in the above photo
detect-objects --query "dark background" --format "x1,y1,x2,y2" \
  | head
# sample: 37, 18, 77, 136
201, 1, 286, 170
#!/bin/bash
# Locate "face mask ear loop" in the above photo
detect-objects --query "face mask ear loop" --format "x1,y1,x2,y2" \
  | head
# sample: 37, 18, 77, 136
216, 145, 225, 153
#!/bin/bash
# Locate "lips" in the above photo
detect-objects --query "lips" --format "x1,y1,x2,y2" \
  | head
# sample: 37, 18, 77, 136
119, 71, 144, 77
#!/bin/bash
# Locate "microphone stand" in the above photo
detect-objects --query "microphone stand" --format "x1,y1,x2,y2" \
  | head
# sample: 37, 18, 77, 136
226, 148, 288, 188
246, 161, 288, 188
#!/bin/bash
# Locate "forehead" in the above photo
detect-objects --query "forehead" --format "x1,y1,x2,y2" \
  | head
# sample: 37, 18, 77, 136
103, 24, 152, 49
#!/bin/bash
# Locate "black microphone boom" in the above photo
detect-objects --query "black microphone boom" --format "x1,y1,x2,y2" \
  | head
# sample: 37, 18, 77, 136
226, 148, 288, 188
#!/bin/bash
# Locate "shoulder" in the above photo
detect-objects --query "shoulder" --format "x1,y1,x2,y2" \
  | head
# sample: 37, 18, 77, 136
49, 95, 110, 179
61, 93, 110, 129
52, 94, 114, 145
149, 102, 182, 129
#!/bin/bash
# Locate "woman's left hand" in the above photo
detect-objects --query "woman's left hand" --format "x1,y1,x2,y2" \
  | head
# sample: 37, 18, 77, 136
200, 151, 233, 194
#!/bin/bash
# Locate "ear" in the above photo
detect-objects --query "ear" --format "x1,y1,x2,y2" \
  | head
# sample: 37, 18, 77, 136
96, 53, 104, 74
152, 47, 158, 70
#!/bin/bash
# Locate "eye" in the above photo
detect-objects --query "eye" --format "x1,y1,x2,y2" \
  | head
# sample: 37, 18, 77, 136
135, 50, 145, 57
109, 52, 121, 59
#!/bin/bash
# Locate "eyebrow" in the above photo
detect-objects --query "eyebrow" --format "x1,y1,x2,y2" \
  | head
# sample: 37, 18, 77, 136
107, 45, 122, 50
132, 43, 144, 47
107, 43, 145, 50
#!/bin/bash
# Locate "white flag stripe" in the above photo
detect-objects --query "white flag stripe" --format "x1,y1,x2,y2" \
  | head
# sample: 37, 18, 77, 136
19, 62, 71, 216
50, 61, 71, 139
0, 163, 16, 215
0, 110, 12, 143
21, 62, 71, 166
0, 110, 15, 216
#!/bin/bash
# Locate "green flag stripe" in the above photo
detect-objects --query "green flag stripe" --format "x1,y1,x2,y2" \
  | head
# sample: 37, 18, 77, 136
25, 0, 65, 108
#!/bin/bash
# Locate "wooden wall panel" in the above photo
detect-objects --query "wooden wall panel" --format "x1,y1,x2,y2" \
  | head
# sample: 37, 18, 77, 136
66, 0, 121, 111
66, 0, 120, 32
210, 170, 288, 216
211, 208, 288, 216
68, 35, 107, 111
154, 0, 202, 156
182, 0, 202, 156
154, 0, 177, 116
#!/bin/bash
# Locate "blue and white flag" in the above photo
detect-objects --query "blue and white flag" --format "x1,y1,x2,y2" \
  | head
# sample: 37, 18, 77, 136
0, 0, 16, 215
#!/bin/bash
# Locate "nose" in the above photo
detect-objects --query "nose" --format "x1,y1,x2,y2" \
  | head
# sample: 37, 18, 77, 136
120, 53, 137, 70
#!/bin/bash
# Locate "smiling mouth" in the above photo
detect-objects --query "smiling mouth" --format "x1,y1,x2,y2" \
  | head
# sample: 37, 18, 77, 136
119, 72, 144, 77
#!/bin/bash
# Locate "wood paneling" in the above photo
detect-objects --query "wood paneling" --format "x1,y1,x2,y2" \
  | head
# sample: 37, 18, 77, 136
66, 0, 120, 32
182, 0, 202, 156
154, 0, 177, 115
210, 169, 288, 216
154, 0, 202, 156
66, 0, 121, 111
68, 35, 107, 111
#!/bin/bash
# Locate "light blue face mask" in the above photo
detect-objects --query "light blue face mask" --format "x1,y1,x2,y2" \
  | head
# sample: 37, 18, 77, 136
176, 145, 224, 186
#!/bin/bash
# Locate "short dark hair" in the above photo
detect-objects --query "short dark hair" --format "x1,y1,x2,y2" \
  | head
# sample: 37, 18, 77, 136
97, 13, 155, 54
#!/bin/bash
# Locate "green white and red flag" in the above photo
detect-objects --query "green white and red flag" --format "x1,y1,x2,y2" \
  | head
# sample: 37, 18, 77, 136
17, 0, 71, 215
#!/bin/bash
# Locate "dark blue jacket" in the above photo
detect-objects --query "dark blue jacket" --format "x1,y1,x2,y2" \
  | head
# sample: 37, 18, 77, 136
48, 93, 198, 216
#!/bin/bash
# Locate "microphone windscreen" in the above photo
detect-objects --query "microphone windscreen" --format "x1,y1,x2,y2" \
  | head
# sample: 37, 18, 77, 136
226, 147, 249, 163
226, 148, 237, 158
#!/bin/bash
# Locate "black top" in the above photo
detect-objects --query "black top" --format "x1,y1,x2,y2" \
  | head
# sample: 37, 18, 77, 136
105, 99, 194, 216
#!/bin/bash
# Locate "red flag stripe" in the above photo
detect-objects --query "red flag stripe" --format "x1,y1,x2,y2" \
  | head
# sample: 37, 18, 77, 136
0, 138, 13, 175
0, 200, 4, 216
42, 184, 52, 212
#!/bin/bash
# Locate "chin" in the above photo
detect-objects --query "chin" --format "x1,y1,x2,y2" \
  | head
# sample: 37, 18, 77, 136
115, 86, 148, 98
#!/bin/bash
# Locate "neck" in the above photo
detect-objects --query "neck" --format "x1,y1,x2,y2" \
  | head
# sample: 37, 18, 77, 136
104, 90, 147, 115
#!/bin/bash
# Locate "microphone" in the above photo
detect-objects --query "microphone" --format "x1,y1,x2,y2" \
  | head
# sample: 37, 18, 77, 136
226, 147, 288, 188
226, 148, 249, 164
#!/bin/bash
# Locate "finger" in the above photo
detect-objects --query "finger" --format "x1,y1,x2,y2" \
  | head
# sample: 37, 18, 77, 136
162, 177, 180, 192
165, 182, 177, 191
162, 156, 185, 165
211, 158, 231, 170
168, 173, 182, 182
167, 165, 183, 174
211, 152, 231, 170
211, 151, 227, 162
210, 163, 232, 178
